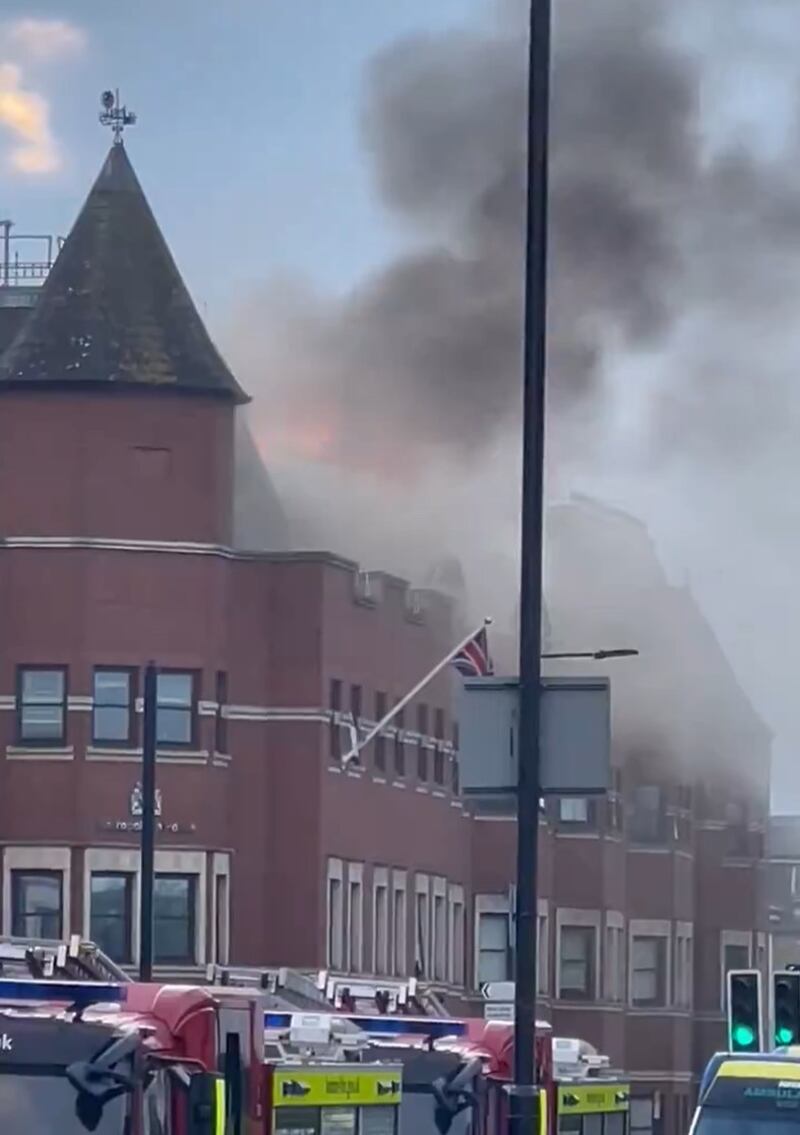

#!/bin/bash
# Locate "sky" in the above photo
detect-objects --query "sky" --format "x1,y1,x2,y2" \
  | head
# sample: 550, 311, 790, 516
1, 1, 799, 812
0, 0, 484, 309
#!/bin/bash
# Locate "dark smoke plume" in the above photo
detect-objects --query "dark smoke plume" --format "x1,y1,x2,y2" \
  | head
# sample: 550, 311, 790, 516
229, 0, 800, 477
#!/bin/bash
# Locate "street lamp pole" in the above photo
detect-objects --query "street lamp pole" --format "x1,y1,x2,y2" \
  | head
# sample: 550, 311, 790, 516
139, 661, 157, 980
511, 0, 551, 1133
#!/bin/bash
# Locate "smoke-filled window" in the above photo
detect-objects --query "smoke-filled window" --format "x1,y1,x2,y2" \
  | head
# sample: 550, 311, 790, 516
725, 800, 750, 858
629, 785, 666, 845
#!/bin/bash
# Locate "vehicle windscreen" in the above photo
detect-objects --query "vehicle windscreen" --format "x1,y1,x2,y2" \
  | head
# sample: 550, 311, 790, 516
695, 1110, 800, 1135
696, 1073, 800, 1135
0, 1069, 128, 1133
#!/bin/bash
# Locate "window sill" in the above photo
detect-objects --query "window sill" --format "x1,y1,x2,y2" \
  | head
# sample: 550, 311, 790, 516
6, 745, 74, 760
86, 746, 210, 763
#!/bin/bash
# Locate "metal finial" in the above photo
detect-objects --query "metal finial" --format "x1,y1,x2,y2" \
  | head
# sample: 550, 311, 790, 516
99, 89, 137, 144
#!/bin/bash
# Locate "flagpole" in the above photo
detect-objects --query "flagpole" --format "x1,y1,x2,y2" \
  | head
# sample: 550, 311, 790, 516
341, 616, 492, 764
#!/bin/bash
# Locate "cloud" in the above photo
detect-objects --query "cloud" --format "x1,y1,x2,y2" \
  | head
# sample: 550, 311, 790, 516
0, 62, 59, 174
0, 18, 85, 176
7, 18, 86, 62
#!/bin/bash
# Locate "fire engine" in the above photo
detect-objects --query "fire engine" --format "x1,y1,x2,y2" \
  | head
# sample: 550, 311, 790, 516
262, 1010, 630, 1135
0, 977, 234, 1135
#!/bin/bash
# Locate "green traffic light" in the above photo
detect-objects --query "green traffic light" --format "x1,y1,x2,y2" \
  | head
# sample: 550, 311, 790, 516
777, 1027, 796, 1045
732, 1024, 756, 1048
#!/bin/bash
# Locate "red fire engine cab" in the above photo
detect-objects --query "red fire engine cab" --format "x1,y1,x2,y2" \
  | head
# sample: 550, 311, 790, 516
0, 978, 243, 1135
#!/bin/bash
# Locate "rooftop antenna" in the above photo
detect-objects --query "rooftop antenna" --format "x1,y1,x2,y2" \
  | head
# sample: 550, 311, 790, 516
99, 90, 136, 145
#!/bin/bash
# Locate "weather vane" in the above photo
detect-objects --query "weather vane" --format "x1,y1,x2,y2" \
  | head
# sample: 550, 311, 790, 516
99, 90, 137, 144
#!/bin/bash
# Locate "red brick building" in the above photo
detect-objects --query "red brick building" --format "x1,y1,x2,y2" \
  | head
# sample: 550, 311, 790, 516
0, 143, 770, 1135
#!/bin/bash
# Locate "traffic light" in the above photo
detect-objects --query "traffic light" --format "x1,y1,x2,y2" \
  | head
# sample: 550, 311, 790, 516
773, 971, 800, 1047
727, 970, 762, 1053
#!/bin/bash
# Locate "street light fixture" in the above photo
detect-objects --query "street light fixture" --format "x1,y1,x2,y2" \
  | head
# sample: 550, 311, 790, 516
542, 649, 639, 660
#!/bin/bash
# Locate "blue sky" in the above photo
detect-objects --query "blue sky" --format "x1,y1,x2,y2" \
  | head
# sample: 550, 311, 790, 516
0, 1, 486, 322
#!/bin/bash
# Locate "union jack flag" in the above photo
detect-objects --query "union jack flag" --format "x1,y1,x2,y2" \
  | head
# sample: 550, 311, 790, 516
451, 626, 493, 678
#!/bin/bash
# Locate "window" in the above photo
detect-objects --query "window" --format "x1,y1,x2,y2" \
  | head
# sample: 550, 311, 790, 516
434, 709, 445, 740
558, 925, 595, 999
537, 912, 549, 994
153, 874, 196, 964
394, 707, 406, 777
215, 671, 228, 754
629, 1097, 654, 1135
631, 935, 667, 1007
452, 756, 460, 794
90, 873, 133, 963
374, 877, 389, 975
374, 691, 387, 771
674, 929, 693, 1009
433, 890, 447, 981
350, 684, 362, 725
434, 748, 445, 785
723, 942, 750, 971
348, 871, 363, 973
329, 679, 342, 760
605, 924, 625, 1002
415, 883, 430, 978
607, 768, 623, 832
156, 672, 195, 747
215, 874, 229, 965
93, 669, 135, 745
721, 936, 751, 1007
417, 704, 428, 781
725, 801, 750, 857
392, 876, 407, 976
558, 797, 597, 827
12, 871, 63, 938
478, 912, 509, 984
629, 785, 665, 844
18, 667, 66, 745
450, 890, 465, 986
327, 865, 344, 970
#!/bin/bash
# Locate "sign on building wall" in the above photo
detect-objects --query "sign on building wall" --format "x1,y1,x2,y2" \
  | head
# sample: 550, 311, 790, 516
97, 783, 196, 835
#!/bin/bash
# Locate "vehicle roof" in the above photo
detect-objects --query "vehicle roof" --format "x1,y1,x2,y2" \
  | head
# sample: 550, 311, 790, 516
0, 981, 220, 1056
700, 1050, 800, 1101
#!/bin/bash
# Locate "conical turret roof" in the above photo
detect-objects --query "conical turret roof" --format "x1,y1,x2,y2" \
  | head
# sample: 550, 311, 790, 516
0, 142, 248, 403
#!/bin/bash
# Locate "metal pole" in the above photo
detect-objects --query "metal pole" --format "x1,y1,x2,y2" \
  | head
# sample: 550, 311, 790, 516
139, 662, 158, 980
341, 616, 492, 764
510, 0, 551, 1133
1, 221, 11, 287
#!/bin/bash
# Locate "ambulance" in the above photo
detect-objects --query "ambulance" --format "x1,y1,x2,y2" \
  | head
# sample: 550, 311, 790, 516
691, 1052, 800, 1135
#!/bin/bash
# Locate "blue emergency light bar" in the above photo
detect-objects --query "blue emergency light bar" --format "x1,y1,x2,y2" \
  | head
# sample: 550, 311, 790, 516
0, 980, 127, 1012
264, 1011, 467, 1039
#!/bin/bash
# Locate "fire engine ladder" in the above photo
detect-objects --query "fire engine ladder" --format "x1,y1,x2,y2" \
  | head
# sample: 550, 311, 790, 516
0, 934, 130, 983
207, 964, 451, 1017
206, 964, 332, 1008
